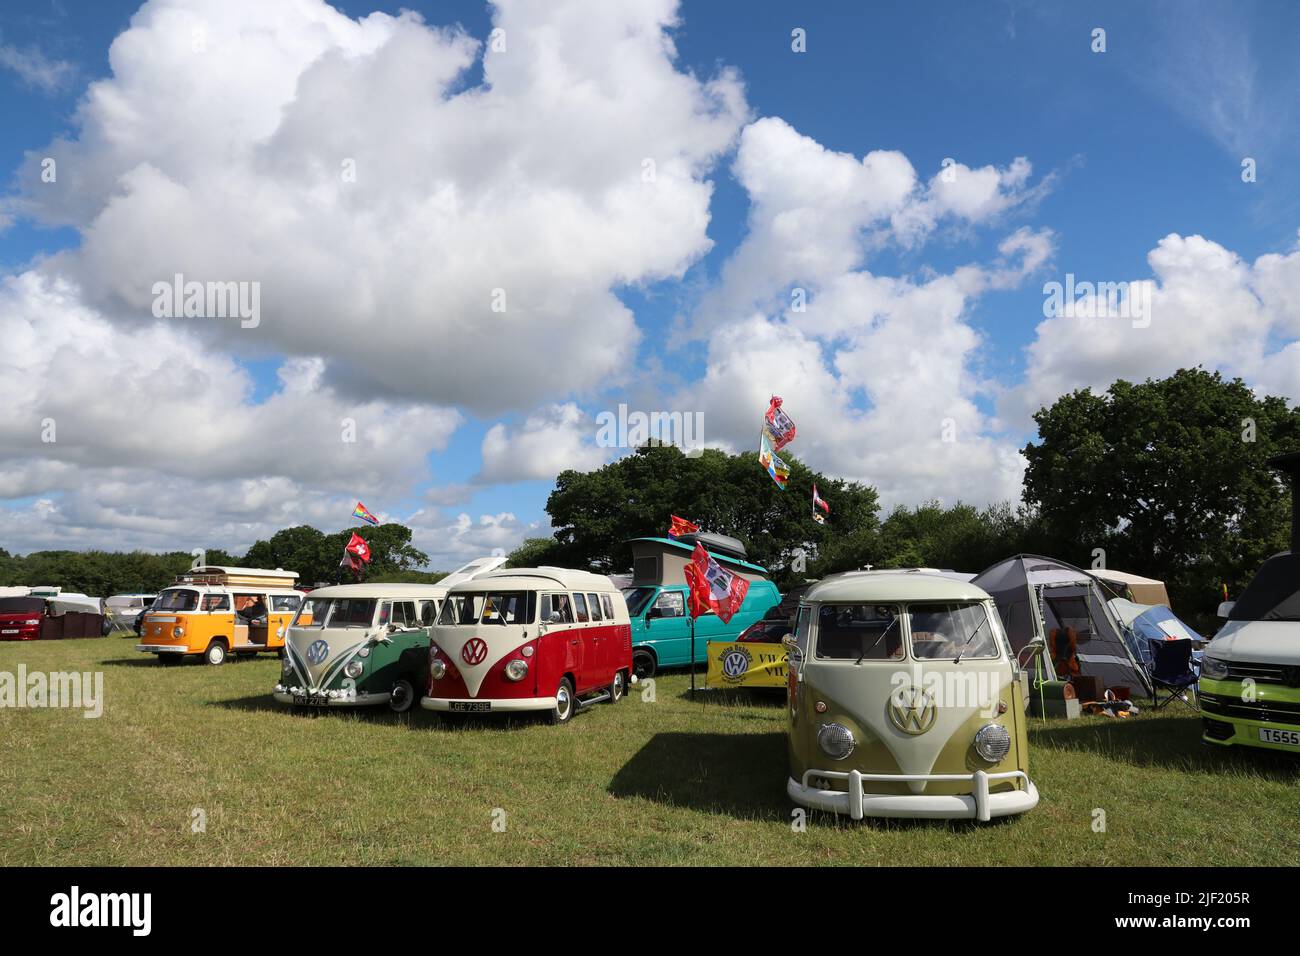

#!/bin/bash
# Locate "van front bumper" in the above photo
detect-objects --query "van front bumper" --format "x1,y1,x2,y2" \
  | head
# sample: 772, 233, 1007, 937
788, 768, 1038, 822
421, 695, 555, 713
136, 644, 189, 654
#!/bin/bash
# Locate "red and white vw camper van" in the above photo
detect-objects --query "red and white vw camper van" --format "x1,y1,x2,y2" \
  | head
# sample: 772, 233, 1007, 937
421, 568, 632, 724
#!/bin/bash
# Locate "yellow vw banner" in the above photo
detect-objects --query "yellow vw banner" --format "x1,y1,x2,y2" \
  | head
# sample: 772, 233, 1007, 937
706, 641, 788, 689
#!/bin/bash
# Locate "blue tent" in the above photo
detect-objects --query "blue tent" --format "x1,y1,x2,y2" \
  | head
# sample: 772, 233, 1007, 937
1107, 598, 1205, 672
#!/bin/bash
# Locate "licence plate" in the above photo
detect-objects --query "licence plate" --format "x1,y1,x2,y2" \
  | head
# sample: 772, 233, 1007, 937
1, 629, 18, 635
449, 701, 491, 713
1258, 727, 1300, 747
293, 695, 331, 707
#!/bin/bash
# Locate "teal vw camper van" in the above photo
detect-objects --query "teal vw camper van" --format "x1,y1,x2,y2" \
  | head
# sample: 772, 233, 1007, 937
621, 533, 781, 679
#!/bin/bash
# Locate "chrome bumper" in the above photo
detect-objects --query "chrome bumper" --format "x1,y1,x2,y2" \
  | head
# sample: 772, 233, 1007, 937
789, 768, 1038, 822
273, 690, 392, 707
135, 644, 189, 654
420, 695, 556, 713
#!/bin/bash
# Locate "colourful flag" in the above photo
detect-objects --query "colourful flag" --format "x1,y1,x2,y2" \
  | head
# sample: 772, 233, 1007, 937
812, 483, 830, 524
758, 430, 790, 489
685, 542, 750, 624
668, 515, 700, 538
764, 396, 797, 451
352, 501, 380, 525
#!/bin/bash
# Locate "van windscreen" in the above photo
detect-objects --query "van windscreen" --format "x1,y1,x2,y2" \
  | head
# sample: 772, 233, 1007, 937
154, 589, 199, 612
622, 587, 656, 616
439, 592, 531, 625
816, 604, 903, 660
0, 597, 44, 614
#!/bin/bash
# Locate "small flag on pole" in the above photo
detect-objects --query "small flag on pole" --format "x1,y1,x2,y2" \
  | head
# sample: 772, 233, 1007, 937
764, 396, 797, 451
340, 532, 373, 579
812, 483, 830, 524
758, 430, 790, 489
668, 515, 700, 538
352, 502, 380, 525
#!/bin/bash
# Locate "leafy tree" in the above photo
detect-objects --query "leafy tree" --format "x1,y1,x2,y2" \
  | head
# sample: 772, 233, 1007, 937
1022, 367, 1300, 622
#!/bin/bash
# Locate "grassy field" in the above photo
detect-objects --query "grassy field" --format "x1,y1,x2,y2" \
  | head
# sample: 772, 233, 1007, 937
1, 636, 1298, 866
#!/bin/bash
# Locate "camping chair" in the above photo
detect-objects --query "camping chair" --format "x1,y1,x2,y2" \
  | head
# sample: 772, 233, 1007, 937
1147, 638, 1199, 711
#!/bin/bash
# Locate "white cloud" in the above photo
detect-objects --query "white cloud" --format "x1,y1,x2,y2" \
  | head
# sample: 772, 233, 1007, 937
404, 508, 542, 570
0, 42, 75, 93
13, 0, 746, 415
1009, 233, 1300, 424
477, 402, 609, 483
678, 119, 1050, 506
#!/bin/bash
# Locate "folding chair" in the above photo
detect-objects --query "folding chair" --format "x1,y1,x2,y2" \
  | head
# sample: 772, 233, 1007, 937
1147, 638, 1199, 711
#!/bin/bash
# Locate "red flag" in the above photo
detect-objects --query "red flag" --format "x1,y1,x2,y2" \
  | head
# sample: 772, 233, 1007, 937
345, 532, 372, 564
686, 542, 750, 624
668, 514, 700, 538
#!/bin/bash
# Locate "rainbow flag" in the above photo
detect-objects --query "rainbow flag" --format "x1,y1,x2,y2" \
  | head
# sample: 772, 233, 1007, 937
352, 502, 380, 525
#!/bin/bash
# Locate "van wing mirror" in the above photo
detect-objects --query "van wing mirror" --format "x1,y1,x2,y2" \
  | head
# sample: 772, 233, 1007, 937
781, 634, 798, 652
1217, 601, 1235, 619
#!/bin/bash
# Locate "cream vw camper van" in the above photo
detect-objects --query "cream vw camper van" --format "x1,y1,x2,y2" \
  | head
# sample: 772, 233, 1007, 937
785, 570, 1039, 821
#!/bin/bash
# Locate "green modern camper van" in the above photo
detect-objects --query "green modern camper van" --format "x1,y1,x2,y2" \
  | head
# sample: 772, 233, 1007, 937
621, 533, 781, 679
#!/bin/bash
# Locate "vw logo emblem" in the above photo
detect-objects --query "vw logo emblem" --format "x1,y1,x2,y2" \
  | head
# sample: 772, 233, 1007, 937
461, 638, 488, 665
722, 649, 750, 679
887, 685, 937, 736
306, 640, 329, 665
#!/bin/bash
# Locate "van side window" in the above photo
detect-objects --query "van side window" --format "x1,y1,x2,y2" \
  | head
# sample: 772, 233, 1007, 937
573, 593, 590, 623
542, 593, 574, 624
652, 591, 685, 618
272, 594, 300, 612
601, 593, 614, 619
378, 602, 391, 626
203, 594, 230, 612
587, 594, 603, 621
420, 601, 437, 626
816, 604, 903, 661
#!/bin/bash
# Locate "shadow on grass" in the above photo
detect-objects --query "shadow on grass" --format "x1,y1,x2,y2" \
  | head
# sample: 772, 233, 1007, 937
610, 731, 1027, 832
1031, 715, 1300, 781
210, 694, 553, 731
609, 731, 789, 820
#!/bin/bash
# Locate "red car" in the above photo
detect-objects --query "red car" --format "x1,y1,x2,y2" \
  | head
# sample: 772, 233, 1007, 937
0, 597, 46, 641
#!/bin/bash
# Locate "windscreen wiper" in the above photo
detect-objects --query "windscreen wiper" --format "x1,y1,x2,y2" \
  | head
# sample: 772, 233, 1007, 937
856, 615, 899, 665
953, 614, 991, 664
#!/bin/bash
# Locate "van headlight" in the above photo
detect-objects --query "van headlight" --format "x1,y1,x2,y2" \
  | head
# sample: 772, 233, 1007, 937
817, 723, 855, 760
281, 656, 294, 676
344, 660, 364, 679
973, 723, 1012, 762
505, 659, 529, 682
430, 659, 447, 680
172, 625, 185, 638
1201, 656, 1228, 680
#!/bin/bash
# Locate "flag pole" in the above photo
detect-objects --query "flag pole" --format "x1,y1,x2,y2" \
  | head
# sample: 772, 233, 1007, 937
689, 613, 696, 698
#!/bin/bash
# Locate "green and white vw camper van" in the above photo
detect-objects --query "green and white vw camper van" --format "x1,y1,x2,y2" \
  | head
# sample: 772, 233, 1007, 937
785, 569, 1039, 821
273, 557, 504, 712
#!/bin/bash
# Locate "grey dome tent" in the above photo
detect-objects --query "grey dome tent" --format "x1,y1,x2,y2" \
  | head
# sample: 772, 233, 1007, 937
972, 554, 1152, 700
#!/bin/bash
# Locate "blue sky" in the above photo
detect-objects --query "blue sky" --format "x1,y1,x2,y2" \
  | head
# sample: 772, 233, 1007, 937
2, 0, 1298, 567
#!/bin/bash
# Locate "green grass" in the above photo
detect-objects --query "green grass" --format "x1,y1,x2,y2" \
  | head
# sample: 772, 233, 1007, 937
1, 637, 1297, 865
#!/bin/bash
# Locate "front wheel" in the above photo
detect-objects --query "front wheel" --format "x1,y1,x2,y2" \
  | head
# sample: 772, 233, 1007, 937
607, 670, 626, 703
204, 641, 228, 666
632, 648, 656, 681
389, 678, 416, 713
547, 677, 576, 725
